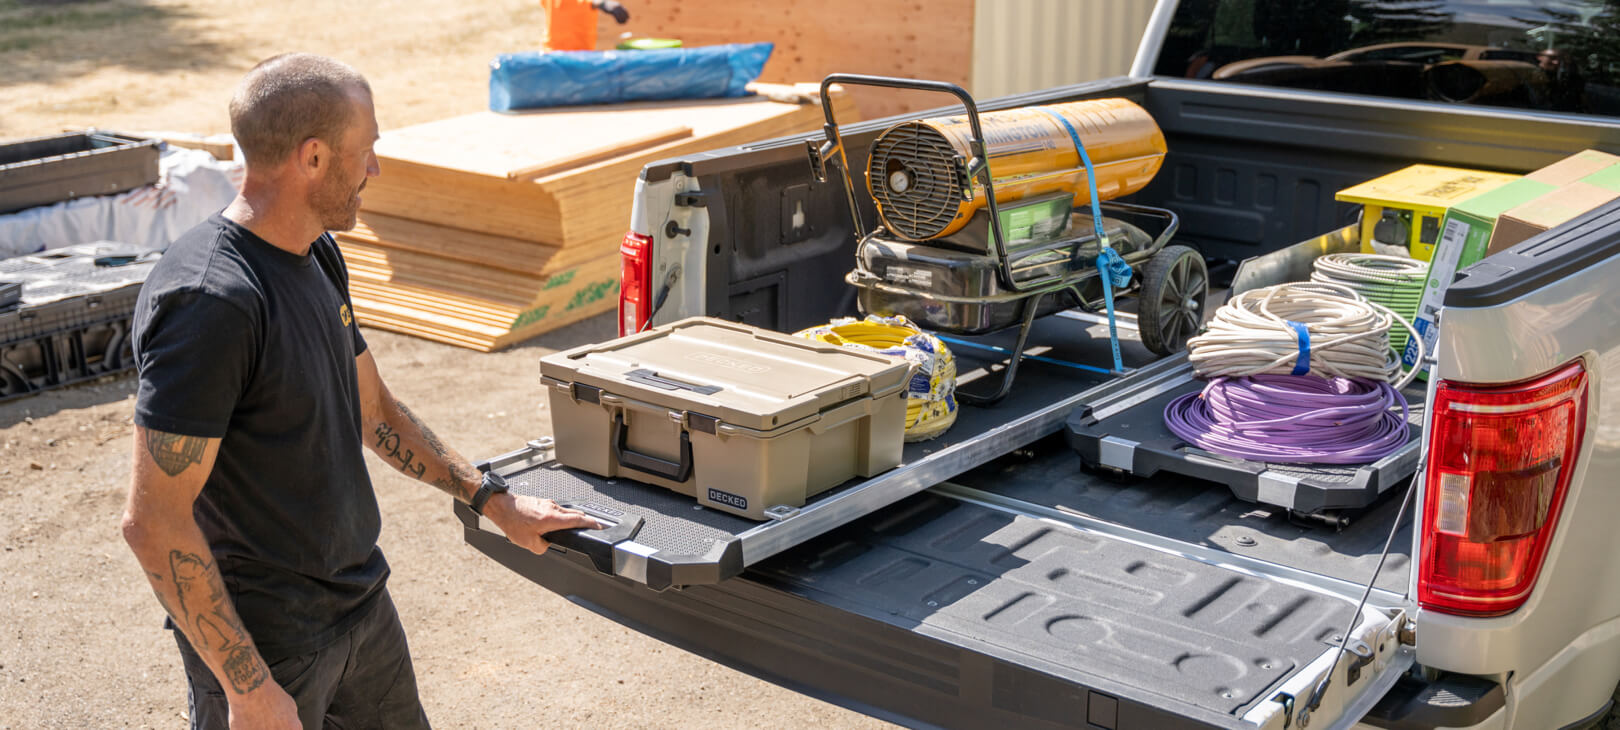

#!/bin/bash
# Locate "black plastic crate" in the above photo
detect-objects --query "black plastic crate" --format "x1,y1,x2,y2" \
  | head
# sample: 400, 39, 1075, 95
0, 242, 158, 402
0, 131, 161, 215
1066, 370, 1426, 515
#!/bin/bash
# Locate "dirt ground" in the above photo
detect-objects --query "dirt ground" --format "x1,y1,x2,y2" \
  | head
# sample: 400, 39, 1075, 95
0, 0, 893, 727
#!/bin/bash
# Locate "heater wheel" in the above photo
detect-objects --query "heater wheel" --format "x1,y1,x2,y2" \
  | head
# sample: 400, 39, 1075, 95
1137, 245, 1208, 357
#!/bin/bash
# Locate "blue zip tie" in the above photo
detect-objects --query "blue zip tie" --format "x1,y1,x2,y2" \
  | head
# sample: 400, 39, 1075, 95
1286, 320, 1311, 375
937, 336, 1115, 376
1034, 106, 1124, 373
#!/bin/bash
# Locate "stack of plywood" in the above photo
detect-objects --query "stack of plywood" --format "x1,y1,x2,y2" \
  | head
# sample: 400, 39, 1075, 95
338, 86, 855, 351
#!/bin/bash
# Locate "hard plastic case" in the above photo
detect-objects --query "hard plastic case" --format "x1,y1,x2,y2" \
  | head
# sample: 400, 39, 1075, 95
540, 317, 910, 519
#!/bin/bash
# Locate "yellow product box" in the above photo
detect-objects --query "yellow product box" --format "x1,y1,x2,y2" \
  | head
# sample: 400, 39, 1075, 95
1335, 164, 1522, 261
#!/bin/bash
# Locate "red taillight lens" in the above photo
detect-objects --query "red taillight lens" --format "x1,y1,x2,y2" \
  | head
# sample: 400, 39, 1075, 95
1418, 360, 1589, 617
618, 231, 653, 336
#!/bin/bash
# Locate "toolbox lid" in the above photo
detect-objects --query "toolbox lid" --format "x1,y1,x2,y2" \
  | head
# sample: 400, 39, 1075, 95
541, 317, 910, 431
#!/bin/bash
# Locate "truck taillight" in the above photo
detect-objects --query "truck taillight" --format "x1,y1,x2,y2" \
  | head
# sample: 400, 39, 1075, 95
1418, 360, 1588, 617
619, 231, 653, 336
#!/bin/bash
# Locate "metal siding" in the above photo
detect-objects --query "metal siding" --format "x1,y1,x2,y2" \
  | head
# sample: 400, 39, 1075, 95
972, 0, 1157, 99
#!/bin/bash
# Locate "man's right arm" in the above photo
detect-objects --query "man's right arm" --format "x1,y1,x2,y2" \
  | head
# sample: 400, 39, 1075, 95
121, 425, 298, 728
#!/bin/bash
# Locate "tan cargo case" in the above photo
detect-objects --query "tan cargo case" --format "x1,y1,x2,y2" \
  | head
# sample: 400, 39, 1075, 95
540, 317, 910, 519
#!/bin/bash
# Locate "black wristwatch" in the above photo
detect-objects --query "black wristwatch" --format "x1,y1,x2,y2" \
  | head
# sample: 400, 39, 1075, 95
469, 472, 510, 516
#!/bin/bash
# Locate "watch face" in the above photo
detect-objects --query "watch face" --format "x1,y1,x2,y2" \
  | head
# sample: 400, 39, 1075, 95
484, 472, 508, 489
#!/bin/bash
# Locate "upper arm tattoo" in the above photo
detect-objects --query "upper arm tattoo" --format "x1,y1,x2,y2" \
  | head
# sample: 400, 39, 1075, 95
144, 430, 207, 477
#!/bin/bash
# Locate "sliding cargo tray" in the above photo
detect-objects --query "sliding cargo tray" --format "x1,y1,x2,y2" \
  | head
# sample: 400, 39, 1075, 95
1065, 354, 1426, 515
460, 312, 1171, 590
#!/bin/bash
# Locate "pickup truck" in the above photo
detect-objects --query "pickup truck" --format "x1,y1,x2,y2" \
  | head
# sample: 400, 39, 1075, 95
459, 2, 1620, 728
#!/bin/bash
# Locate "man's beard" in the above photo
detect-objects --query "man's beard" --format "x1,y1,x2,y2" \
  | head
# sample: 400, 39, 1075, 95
311, 166, 363, 232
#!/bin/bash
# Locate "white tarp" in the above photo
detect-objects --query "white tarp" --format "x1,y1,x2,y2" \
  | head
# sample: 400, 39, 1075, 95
0, 144, 242, 258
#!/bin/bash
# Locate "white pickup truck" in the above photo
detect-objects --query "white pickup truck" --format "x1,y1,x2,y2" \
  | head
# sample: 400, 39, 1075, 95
460, 2, 1620, 727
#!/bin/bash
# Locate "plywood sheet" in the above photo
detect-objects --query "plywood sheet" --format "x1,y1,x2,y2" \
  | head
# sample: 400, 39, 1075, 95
375, 94, 833, 181
362, 91, 854, 244
359, 91, 855, 242
346, 251, 621, 352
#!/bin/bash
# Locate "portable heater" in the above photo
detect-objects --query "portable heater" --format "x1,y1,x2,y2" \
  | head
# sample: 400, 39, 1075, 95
810, 75, 1208, 404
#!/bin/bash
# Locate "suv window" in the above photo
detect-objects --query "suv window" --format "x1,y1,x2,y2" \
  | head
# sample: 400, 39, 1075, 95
1156, 0, 1620, 117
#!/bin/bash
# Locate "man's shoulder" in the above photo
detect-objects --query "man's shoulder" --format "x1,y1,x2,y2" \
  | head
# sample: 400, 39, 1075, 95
144, 216, 263, 313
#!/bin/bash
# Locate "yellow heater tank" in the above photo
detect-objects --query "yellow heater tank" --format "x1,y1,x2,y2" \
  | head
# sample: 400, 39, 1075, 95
866, 98, 1167, 241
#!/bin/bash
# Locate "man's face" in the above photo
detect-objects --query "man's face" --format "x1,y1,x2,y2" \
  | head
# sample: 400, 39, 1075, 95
311, 88, 380, 232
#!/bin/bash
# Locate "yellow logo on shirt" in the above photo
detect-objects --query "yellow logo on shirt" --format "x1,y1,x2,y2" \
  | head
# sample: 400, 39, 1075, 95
339, 303, 353, 326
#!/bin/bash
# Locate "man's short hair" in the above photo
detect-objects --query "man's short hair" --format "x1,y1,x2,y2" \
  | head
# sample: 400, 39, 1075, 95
229, 53, 371, 168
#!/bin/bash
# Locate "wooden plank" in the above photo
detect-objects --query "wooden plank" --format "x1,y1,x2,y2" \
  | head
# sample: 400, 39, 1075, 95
508, 125, 692, 181
338, 213, 561, 273
597, 3, 974, 120
338, 241, 547, 302
376, 94, 822, 179
362, 158, 566, 243
348, 254, 621, 352
361, 92, 849, 243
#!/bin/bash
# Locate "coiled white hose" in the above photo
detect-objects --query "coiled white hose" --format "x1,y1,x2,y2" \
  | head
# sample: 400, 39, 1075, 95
1187, 282, 1424, 390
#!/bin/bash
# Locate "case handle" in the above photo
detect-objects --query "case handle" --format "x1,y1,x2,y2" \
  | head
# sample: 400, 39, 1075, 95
612, 411, 694, 482
625, 368, 722, 395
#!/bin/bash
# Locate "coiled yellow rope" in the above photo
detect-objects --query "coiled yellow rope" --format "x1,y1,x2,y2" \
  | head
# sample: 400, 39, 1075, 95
794, 315, 958, 442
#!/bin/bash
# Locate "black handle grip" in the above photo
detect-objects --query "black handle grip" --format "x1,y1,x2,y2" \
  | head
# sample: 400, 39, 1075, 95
611, 412, 694, 482
545, 504, 645, 576
625, 368, 720, 394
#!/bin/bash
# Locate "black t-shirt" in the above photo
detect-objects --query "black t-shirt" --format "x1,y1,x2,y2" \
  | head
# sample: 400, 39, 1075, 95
133, 214, 387, 659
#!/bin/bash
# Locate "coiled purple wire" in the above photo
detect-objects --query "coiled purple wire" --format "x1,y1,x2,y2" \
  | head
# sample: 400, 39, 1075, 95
1163, 375, 1409, 464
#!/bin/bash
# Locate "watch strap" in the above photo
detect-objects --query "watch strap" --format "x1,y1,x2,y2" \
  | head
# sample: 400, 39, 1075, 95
469, 472, 509, 516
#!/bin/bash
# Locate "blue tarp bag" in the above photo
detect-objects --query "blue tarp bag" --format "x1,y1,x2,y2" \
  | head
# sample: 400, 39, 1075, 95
490, 43, 774, 112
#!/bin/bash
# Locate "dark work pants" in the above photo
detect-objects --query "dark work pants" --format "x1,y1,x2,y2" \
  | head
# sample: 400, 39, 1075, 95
172, 590, 430, 730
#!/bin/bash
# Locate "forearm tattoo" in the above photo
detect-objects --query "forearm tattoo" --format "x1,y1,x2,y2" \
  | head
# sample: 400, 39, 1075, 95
376, 398, 477, 501
168, 550, 268, 695
144, 430, 205, 477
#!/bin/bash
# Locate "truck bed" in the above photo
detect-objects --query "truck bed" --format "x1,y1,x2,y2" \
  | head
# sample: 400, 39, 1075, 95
952, 446, 1412, 596
475, 434, 1408, 729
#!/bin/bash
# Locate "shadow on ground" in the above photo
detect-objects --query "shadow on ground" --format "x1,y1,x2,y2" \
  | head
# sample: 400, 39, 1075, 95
0, 0, 230, 87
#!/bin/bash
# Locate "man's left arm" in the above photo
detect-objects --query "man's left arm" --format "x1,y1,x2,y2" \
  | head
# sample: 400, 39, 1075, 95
354, 351, 602, 553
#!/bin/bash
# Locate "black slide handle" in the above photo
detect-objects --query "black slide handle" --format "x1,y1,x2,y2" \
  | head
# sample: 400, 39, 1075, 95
545, 503, 644, 576
612, 411, 694, 482
625, 368, 721, 394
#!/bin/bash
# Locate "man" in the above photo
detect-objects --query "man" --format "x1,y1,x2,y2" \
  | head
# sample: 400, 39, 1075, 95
119, 53, 603, 729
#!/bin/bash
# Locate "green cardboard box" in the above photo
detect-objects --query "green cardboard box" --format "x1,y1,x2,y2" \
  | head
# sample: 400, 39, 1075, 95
1580, 163, 1620, 193
1402, 177, 1555, 372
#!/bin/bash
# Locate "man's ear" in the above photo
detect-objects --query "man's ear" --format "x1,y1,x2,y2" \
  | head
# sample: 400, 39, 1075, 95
294, 136, 328, 180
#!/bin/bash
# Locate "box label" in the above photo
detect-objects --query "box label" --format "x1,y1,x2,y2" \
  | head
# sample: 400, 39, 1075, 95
1404, 217, 1471, 370
707, 488, 748, 511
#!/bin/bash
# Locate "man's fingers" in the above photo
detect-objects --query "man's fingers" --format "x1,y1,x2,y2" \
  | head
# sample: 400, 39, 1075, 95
558, 513, 606, 530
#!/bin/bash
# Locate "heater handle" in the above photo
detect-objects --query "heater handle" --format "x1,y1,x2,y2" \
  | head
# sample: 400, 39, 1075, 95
815, 74, 1018, 291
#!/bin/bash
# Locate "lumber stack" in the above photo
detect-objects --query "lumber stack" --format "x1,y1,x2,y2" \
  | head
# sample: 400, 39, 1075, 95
337, 85, 856, 351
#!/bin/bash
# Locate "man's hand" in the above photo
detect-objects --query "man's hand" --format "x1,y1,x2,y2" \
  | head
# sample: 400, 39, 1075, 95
483, 493, 605, 555
227, 680, 300, 730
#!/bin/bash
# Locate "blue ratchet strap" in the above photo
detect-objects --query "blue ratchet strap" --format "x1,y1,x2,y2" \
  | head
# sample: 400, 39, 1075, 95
1286, 320, 1311, 376
1035, 106, 1125, 372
